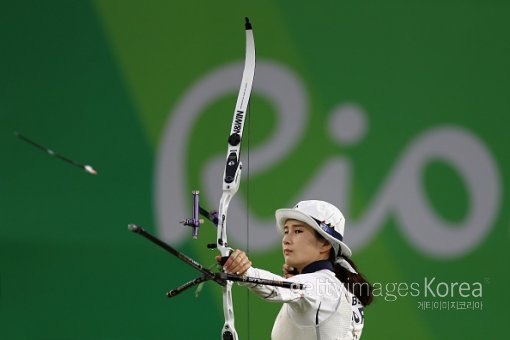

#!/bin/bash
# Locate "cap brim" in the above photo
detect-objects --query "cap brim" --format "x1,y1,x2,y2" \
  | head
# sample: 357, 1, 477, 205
275, 208, 352, 258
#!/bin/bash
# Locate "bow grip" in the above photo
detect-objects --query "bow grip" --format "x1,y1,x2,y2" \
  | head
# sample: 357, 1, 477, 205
219, 255, 230, 266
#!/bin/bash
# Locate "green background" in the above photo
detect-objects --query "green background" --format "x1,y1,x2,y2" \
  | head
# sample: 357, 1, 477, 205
1, 0, 509, 339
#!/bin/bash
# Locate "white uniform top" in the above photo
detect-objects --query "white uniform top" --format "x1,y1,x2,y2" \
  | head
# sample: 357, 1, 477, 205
242, 261, 364, 340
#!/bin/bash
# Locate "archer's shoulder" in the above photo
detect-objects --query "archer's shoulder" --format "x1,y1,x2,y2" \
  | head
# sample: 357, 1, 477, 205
296, 270, 341, 287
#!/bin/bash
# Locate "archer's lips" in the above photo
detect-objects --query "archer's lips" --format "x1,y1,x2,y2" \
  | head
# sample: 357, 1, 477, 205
283, 249, 293, 256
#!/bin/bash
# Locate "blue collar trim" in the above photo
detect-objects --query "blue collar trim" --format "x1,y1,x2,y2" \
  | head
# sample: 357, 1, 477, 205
301, 260, 334, 274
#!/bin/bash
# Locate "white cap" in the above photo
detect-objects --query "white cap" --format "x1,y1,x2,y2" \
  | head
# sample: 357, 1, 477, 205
275, 200, 352, 258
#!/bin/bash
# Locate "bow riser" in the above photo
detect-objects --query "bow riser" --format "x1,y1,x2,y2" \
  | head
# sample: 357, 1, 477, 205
217, 18, 255, 340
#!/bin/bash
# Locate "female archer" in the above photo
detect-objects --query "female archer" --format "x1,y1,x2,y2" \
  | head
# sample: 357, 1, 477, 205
219, 200, 373, 339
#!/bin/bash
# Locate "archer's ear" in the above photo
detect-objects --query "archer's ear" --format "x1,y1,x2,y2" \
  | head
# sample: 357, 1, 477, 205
319, 239, 332, 253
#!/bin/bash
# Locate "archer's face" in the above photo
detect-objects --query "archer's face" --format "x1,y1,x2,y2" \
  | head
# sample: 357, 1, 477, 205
282, 219, 331, 273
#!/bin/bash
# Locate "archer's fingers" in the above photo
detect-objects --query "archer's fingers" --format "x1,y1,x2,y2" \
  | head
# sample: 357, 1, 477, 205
283, 263, 296, 278
230, 257, 252, 275
227, 251, 247, 272
223, 249, 245, 269
238, 259, 252, 276
225, 250, 250, 274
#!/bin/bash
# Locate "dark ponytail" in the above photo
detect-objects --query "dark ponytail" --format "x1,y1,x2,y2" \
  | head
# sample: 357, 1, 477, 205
313, 230, 374, 306
329, 250, 374, 306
